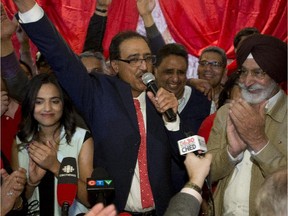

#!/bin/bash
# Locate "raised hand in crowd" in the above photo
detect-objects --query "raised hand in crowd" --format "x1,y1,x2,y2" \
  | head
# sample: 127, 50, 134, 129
137, 0, 156, 27
0, 3, 18, 56
16, 25, 38, 77
96, 0, 112, 10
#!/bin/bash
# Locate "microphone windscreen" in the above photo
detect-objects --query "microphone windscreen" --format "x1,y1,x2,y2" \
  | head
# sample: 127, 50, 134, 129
142, 72, 155, 85
57, 157, 78, 206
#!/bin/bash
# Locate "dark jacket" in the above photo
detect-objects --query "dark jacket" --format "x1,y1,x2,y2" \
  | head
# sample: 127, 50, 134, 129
18, 14, 185, 215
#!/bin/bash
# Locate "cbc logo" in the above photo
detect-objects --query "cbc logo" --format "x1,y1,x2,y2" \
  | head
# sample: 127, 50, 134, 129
62, 165, 75, 173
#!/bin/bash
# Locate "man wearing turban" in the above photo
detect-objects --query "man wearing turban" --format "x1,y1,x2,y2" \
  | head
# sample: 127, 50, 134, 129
207, 34, 287, 216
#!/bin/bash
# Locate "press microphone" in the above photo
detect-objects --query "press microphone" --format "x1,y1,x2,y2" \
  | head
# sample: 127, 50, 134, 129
57, 157, 78, 216
142, 72, 177, 122
177, 135, 207, 156
178, 135, 214, 215
87, 167, 115, 206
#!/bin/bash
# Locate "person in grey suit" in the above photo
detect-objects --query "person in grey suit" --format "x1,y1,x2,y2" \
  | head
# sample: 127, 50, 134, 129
164, 152, 212, 216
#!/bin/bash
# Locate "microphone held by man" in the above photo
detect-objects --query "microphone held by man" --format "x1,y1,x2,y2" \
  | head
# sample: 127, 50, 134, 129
142, 72, 177, 122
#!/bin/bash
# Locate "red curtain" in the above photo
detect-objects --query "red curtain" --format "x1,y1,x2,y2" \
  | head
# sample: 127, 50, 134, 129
158, 0, 287, 58
2, 0, 95, 55
102, 0, 139, 57
2, 0, 287, 59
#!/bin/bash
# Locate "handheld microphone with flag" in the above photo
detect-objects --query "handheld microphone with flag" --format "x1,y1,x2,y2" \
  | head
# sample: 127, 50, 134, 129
87, 167, 115, 206
57, 157, 78, 216
177, 135, 207, 156
142, 72, 177, 122
177, 135, 214, 216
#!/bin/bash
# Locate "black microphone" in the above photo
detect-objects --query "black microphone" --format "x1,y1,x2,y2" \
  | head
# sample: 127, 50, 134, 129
142, 72, 177, 122
86, 167, 115, 206
57, 157, 78, 216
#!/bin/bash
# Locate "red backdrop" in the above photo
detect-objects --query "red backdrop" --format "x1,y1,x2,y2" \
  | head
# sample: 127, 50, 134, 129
2, 0, 287, 59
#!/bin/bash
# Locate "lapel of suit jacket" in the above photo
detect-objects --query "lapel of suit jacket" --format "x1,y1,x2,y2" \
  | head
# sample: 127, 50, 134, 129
145, 94, 163, 143
114, 79, 139, 131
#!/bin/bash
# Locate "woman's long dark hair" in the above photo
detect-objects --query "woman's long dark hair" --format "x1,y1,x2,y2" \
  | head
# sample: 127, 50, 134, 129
218, 72, 240, 109
17, 73, 76, 144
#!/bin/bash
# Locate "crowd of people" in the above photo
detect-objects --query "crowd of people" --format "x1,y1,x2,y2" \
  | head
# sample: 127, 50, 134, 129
1, 0, 287, 216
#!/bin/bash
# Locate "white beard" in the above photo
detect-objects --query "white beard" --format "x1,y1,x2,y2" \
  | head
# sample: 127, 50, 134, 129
239, 80, 277, 104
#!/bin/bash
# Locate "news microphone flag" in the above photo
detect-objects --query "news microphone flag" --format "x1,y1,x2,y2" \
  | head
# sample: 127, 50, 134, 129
57, 157, 78, 215
87, 167, 115, 206
178, 135, 214, 215
87, 167, 114, 191
177, 135, 207, 155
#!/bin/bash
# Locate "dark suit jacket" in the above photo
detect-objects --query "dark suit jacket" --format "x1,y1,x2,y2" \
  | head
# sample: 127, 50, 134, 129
18, 14, 185, 215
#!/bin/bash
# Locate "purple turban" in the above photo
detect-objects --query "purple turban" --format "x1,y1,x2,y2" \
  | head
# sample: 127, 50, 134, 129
237, 34, 287, 83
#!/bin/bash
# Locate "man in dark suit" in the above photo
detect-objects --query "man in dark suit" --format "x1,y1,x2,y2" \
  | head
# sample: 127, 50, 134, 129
12, 1, 186, 215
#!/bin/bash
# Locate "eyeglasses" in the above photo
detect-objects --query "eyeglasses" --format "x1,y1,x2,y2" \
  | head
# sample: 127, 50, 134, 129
118, 55, 156, 67
198, 60, 223, 69
237, 68, 266, 80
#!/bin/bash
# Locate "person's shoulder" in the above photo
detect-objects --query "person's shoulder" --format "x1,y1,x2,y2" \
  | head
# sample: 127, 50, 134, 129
279, 89, 287, 100
75, 126, 90, 134
189, 85, 208, 98
188, 85, 211, 104
74, 127, 92, 142
214, 104, 229, 121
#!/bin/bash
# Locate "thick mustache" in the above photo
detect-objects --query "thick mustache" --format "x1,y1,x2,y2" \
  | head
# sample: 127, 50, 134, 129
239, 83, 264, 91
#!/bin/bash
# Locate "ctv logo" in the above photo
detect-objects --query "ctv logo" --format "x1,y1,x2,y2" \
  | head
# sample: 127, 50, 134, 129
88, 179, 113, 186
96, 180, 104, 186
